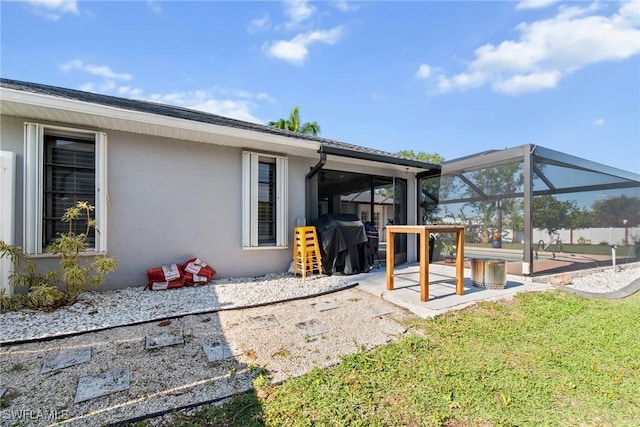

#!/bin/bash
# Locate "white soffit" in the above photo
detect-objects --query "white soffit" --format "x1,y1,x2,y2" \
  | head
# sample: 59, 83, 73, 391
325, 154, 426, 174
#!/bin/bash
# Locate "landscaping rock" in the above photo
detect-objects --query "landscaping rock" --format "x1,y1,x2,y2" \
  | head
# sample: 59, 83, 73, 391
550, 274, 573, 285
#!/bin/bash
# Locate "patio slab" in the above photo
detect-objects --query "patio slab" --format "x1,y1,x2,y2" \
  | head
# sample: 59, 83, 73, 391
74, 367, 130, 403
352, 262, 554, 318
41, 347, 92, 373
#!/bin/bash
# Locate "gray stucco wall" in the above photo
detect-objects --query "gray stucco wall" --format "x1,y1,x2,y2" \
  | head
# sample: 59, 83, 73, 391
1, 115, 312, 289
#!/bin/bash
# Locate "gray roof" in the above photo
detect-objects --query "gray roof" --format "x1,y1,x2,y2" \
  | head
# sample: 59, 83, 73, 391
0, 78, 440, 171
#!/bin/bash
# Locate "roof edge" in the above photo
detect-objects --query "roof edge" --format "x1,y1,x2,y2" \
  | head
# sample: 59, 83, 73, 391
320, 145, 441, 172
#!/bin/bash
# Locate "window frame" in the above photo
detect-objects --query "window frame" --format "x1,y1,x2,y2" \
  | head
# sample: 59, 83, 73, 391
242, 151, 288, 248
23, 123, 108, 254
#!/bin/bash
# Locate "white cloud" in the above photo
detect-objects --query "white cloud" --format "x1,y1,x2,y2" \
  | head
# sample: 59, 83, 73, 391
60, 60, 267, 122
265, 26, 344, 65
437, 72, 485, 92
256, 92, 277, 103
26, 0, 78, 20
118, 86, 143, 97
60, 59, 140, 96
415, 64, 432, 79
492, 71, 560, 95
420, 1, 640, 95
60, 59, 133, 80
146, 89, 266, 123
248, 13, 271, 34
78, 82, 95, 93
516, 0, 559, 10
332, 0, 359, 12
283, 0, 316, 28
592, 118, 605, 126
147, 0, 162, 13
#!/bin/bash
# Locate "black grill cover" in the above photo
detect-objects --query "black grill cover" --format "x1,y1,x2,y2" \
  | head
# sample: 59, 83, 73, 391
314, 213, 370, 275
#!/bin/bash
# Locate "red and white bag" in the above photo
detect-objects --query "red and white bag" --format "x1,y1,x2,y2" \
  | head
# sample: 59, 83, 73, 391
181, 258, 216, 285
148, 279, 183, 291
147, 264, 183, 288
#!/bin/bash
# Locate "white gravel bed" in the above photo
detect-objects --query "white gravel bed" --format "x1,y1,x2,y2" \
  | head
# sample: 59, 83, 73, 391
3, 264, 639, 344
565, 264, 639, 293
0, 273, 351, 344
0, 287, 409, 427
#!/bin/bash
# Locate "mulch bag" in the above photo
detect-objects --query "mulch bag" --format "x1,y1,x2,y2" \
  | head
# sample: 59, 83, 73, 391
145, 258, 216, 290
148, 279, 184, 291
181, 258, 216, 286
146, 264, 184, 290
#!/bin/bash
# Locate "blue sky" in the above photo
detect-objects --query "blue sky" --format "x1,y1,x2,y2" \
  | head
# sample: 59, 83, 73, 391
2, 0, 639, 173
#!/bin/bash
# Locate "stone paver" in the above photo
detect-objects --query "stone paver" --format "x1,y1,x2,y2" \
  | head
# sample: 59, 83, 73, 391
145, 332, 184, 350
247, 314, 279, 330
74, 367, 130, 403
312, 301, 341, 312
201, 341, 242, 362
364, 304, 394, 318
294, 319, 328, 337
40, 347, 92, 374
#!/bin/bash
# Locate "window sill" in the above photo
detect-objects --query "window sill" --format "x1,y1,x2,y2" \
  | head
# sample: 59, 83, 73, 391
242, 246, 289, 251
26, 251, 108, 259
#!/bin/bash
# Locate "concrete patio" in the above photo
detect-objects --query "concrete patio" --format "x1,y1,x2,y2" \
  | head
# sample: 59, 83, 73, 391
350, 262, 555, 318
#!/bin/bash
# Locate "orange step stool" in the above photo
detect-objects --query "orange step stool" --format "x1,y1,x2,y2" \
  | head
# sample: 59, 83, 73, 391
293, 226, 323, 279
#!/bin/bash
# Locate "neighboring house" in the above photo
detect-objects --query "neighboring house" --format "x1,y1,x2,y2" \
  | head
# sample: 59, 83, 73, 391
0, 79, 440, 292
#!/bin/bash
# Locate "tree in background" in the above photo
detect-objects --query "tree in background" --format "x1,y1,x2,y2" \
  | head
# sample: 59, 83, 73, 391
464, 163, 524, 243
591, 195, 640, 227
533, 195, 579, 246
396, 150, 444, 165
399, 150, 447, 223
268, 106, 321, 136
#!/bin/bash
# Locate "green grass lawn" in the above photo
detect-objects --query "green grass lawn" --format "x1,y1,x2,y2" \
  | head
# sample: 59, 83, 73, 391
164, 291, 640, 426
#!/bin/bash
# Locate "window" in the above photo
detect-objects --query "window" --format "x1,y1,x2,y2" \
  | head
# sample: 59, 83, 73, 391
44, 136, 96, 246
23, 123, 107, 254
242, 151, 288, 248
258, 160, 276, 244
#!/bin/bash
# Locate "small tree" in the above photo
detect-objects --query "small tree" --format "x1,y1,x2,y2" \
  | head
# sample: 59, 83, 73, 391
0, 201, 118, 312
533, 195, 578, 247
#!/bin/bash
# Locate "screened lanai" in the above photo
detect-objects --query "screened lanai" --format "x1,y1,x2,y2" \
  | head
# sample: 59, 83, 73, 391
417, 144, 640, 276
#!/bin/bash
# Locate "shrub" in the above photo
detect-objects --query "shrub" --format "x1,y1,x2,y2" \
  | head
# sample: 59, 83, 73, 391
0, 201, 118, 312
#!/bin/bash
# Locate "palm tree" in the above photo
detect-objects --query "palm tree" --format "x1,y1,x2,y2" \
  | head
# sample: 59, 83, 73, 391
268, 106, 321, 136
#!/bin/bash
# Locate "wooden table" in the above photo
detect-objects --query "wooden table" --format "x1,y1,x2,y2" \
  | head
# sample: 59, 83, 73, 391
386, 225, 465, 302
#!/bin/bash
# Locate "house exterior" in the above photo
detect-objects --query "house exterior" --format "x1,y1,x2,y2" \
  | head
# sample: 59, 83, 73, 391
0, 79, 440, 292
